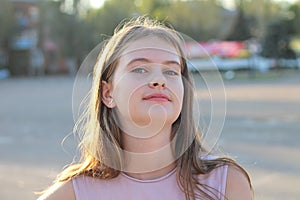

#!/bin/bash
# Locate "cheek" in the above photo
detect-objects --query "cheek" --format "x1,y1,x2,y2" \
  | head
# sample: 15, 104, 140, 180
170, 79, 184, 106
112, 77, 143, 108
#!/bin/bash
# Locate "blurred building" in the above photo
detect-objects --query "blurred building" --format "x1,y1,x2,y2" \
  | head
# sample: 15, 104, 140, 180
8, 0, 44, 76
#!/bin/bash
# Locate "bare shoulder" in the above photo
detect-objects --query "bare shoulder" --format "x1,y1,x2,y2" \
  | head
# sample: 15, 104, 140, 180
225, 165, 253, 200
37, 180, 76, 200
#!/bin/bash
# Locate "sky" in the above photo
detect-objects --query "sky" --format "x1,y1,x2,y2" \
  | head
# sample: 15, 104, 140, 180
89, 0, 299, 9
89, 0, 105, 8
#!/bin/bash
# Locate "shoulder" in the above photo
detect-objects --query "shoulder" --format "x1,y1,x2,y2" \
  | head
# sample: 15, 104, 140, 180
37, 180, 76, 200
225, 165, 253, 200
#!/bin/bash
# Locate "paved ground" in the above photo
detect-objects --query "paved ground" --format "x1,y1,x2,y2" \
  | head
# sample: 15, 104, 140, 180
0, 70, 299, 200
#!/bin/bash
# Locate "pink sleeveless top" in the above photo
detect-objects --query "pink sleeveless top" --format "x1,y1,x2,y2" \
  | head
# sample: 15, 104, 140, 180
72, 165, 228, 200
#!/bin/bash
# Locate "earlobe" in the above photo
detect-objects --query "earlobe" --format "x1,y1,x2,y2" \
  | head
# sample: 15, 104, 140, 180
101, 81, 116, 108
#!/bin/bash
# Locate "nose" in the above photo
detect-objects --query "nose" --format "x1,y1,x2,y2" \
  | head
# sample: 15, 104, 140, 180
148, 66, 167, 89
149, 81, 166, 89
148, 71, 166, 89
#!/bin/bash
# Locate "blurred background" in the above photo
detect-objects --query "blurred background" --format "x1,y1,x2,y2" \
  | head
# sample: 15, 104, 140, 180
0, 0, 299, 199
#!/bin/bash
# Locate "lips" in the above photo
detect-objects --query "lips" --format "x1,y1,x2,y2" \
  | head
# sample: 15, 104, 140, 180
143, 93, 171, 102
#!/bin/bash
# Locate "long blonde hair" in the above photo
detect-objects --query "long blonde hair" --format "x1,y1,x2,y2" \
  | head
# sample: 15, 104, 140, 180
49, 16, 251, 200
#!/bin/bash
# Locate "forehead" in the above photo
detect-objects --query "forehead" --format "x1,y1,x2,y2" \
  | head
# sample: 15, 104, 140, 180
120, 36, 181, 64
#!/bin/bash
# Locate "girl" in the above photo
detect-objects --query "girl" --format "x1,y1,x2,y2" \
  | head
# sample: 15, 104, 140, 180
38, 17, 253, 200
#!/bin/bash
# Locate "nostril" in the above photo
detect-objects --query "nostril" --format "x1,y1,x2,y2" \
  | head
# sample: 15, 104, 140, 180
149, 82, 166, 88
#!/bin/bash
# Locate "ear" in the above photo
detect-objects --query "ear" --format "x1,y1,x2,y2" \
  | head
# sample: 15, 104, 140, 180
101, 81, 116, 108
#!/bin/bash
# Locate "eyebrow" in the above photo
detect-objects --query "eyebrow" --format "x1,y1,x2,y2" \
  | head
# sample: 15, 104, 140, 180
126, 58, 181, 68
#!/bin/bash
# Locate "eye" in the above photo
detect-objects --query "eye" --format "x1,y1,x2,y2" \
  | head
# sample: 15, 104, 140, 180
164, 70, 179, 76
131, 67, 147, 74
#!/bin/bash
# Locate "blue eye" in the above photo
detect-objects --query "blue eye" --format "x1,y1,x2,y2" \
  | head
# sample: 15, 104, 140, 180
131, 67, 147, 73
164, 70, 179, 76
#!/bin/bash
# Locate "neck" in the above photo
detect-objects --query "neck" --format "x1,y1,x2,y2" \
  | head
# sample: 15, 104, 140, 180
122, 126, 172, 153
122, 125, 176, 179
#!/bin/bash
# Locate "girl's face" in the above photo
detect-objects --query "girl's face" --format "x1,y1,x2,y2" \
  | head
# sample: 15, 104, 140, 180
104, 36, 184, 138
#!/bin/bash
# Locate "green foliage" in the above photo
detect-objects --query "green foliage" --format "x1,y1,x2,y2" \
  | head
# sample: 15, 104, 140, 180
226, 9, 254, 41
135, 0, 171, 19
1, 0, 299, 75
40, 0, 94, 59
261, 19, 296, 59
38, 0, 300, 64
165, 1, 224, 40
85, 0, 136, 39
288, 2, 300, 36
140, 0, 229, 41
239, 0, 284, 38
84, 0, 234, 41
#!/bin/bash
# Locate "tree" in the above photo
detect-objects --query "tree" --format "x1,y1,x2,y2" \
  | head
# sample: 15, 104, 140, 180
85, 0, 136, 40
161, 0, 227, 41
288, 2, 300, 36
238, 0, 283, 39
39, 0, 95, 69
261, 19, 296, 59
226, 8, 254, 41
135, 0, 171, 19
